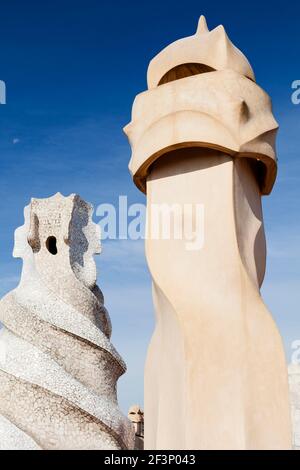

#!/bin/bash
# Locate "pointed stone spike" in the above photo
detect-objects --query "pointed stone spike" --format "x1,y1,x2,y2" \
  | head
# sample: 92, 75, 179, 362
196, 15, 209, 34
214, 24, 226, 36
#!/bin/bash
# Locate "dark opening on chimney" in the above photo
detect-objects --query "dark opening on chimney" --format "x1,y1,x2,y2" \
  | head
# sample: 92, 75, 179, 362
46, 236, 58, 255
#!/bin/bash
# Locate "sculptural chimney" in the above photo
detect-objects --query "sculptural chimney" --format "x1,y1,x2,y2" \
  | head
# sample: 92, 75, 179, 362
0, 193, 134, 450
128, 404, 144, 450
125, 16, 292, 449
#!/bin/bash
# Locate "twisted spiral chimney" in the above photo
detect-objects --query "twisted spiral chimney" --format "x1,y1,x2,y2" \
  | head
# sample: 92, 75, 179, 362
0, 193, 134, 450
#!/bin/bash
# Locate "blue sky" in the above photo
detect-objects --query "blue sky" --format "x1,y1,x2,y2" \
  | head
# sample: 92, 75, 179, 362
0, 0, 299, 412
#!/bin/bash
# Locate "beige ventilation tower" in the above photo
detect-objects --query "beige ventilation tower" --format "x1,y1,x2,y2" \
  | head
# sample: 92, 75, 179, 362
125, 16, 292, 450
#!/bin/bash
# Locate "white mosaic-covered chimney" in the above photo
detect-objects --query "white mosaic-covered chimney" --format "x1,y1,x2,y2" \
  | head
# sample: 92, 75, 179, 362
0, 193, 135, 450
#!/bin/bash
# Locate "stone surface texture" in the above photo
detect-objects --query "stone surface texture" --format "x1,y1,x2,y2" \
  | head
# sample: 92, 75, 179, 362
289, 365, 300, 450
125, 16, 292, 449
0, 193, 135, 450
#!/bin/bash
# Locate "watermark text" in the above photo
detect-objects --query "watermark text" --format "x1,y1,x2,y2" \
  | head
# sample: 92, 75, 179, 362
0, 80, 6, 104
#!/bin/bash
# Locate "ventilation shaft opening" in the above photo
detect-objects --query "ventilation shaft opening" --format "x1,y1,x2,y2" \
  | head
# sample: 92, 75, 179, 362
158, 63, 216, 86
46, 236, 58, 255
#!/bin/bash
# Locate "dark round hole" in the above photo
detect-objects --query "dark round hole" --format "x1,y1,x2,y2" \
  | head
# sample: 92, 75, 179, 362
46, 236, 58, 255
